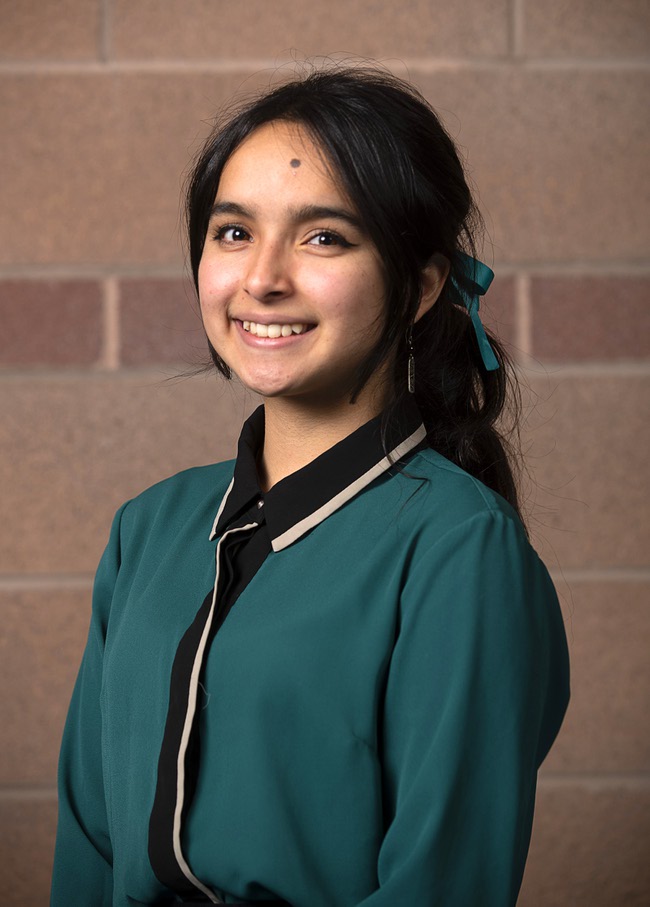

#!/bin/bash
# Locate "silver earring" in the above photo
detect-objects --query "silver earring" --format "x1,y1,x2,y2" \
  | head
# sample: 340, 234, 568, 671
407, 326, 415, 394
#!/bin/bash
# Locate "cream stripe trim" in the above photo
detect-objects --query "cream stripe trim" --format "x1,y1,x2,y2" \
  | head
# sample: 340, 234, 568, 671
271, 423, 427, 551
209, 476, 234, 540
173, 520, 259, 903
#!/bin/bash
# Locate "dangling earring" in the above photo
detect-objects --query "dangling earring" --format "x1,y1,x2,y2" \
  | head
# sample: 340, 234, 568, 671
407, 325, 415, 394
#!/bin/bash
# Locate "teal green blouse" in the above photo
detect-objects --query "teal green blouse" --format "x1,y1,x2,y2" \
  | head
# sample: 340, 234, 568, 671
51, 425, 569, 906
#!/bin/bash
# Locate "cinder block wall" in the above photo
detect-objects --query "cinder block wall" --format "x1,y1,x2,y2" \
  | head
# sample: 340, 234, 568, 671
1, 3, 648, 904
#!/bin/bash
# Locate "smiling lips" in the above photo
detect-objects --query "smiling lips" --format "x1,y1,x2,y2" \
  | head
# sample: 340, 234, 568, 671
240, 319, 314, 338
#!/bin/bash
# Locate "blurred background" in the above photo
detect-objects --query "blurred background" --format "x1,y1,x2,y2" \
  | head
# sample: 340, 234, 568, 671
0, 2, 648, 904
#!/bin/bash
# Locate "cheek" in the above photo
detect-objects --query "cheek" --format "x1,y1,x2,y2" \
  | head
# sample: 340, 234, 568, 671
196, 258, 212, 307
306, 262, 383, 309
197, 258, 232, 314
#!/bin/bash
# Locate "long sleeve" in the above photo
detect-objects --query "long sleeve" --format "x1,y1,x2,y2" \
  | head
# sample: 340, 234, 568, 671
50, 502, 130, 907
355, 509, 570, 907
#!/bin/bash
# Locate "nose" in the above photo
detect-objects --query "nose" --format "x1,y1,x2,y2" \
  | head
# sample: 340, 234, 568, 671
244, 240, 292, 302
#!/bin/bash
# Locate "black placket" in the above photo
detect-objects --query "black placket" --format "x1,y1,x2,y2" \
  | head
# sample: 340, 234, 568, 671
148, 505, 268, 903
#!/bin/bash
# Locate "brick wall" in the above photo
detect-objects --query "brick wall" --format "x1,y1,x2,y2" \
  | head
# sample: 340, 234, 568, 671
1, 2, 648, 904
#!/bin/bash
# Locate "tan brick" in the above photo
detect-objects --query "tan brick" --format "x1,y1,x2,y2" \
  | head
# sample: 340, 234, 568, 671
0, 72, 253, 267
112, 0, 509, 59
520, 782, 650, 906
0, 374, 254, 573
0, 0, 100, 61
120, 277, 205, 365
531, 276, 650, 362
0, 74, 122, 266
543, 581, 650, 774
414, 69, 650, 264
0, 280, 103, 367
0, 587, 90, 784
522, 374, 649, 568
1, 70, 647, 267
524, 0, 650, 58
0, 795, 58, 907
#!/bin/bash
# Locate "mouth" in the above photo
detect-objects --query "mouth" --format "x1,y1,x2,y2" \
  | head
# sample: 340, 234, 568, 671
238, 319, 316, 338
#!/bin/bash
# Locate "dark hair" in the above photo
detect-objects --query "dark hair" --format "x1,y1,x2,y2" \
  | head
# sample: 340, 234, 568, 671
186, 66, 524, 521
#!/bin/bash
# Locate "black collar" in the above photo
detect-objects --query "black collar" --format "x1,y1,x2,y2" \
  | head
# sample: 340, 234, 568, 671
210, 398, 427, 551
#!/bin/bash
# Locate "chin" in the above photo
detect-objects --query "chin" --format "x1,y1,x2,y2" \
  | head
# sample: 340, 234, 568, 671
234, 371, 297, 399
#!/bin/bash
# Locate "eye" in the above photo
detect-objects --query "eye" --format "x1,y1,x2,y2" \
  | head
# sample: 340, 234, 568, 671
213, 224, 251, 244
306, 230, 353, 249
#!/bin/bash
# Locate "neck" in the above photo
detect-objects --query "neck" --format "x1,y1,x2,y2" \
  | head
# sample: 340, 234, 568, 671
258, 389, 390, 491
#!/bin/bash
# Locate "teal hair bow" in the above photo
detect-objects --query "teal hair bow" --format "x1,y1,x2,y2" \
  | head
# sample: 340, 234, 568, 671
452, 252, 499, 372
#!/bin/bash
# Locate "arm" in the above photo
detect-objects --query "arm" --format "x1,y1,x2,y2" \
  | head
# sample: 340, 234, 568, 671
357, 510, 569, 906
50, 502, 130, 907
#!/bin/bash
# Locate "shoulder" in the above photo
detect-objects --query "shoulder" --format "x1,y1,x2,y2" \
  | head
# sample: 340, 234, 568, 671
392, 446, 524, 545
116, 459, 236, 542
126, 460, 235, 510
392, 452, 570, 769
398, 449, 560, 641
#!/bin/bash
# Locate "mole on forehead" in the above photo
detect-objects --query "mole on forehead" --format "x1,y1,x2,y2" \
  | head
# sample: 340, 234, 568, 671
290, 158, 301, 168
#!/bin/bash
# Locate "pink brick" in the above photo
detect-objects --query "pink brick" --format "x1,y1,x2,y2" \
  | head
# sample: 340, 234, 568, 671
415, 69, 650, 264
0, 280, 103, 366
120, 277, 205, 365
0, 375, 252, 573
0, 72, 252, 267
112, 0, 509, 59
0, 586, 90, 784
524, 373, 649, 568
531, 276, 650, 361
0, 0, 100, 61
544, 580, 650, 773
520, 783, 650, 906
524, 0, 650, 58
0, 797, 57, 907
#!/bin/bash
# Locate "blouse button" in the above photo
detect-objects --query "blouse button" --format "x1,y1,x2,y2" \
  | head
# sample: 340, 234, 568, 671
257, 499, 264, 509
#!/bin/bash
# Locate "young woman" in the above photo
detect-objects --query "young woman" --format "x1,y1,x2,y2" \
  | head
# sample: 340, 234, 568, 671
51, 67, 570, 907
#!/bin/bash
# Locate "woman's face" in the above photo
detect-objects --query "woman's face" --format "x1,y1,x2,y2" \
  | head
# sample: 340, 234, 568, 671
198, 121, 391, 409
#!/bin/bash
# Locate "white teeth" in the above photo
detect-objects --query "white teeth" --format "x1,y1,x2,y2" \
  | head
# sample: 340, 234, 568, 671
242, 320, 311, 336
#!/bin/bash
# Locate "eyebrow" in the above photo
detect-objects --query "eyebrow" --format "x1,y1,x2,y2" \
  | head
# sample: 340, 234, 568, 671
208, 201, 365, 232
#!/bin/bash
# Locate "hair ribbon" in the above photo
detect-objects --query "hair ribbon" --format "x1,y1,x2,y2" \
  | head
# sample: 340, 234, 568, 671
453, 252, 499, 372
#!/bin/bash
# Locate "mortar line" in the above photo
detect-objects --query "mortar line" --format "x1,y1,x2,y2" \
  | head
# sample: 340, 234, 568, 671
538, 773, 650, 788
0, 574, 94, 590
505, 0, 514, 57
99, 0, 111, 62
548, 568, 650, 582
518, 361, 650, 377
0, 787, 58, 800
516, 272, 532, 357
511, 0, 526, 58
0, 365, 207, 380
102, 276, 120, 370
0, 58, 648, 75
0, 264, 188, 279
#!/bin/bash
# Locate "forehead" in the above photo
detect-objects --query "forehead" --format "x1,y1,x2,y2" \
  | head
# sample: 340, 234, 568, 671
217, 121, 348, 205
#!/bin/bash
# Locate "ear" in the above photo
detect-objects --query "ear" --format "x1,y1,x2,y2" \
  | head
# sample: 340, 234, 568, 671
415, 254, 450, 323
